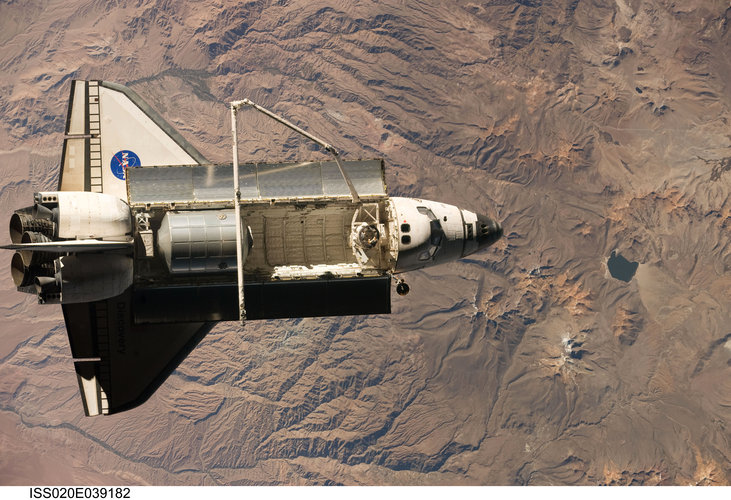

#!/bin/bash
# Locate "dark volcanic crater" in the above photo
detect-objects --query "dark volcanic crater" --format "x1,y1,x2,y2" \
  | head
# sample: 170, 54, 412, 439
0, 0, 729, 486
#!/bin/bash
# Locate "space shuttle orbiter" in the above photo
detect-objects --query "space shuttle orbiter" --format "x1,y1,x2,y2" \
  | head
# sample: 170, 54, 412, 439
2, 81, 502, 416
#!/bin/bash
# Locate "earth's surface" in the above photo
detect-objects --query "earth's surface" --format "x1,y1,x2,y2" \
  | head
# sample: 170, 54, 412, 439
0, 0, 729, 485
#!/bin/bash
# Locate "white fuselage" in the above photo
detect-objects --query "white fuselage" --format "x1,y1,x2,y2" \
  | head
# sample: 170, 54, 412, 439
390, 197, 499, 273
7, 190, 502, 305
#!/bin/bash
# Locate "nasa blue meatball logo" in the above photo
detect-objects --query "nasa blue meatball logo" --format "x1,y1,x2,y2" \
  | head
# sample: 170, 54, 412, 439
110, 150, 141, 180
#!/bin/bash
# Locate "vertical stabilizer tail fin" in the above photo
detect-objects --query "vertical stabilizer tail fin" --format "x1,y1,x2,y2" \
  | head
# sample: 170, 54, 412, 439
58, 80, 209, 198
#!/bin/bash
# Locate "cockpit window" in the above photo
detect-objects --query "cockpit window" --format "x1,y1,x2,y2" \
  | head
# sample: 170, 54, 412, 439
417, 206, 437, 220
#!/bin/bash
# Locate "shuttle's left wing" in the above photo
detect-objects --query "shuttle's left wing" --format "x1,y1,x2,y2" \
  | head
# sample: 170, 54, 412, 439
62, 288, 213, 416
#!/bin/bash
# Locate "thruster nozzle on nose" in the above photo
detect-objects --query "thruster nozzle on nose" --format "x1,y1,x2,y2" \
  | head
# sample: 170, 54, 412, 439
476, 214, 502, 250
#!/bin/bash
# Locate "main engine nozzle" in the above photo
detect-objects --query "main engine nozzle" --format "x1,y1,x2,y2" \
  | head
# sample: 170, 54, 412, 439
9, 209, 56, 243
11, 251, 55, 288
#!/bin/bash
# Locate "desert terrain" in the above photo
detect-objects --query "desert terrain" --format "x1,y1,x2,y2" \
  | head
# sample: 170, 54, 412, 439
0, 0, 729, 485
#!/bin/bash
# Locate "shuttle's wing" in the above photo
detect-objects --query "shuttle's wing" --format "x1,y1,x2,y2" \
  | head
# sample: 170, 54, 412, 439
63, 288, 213, 416
58, 80, 209, 198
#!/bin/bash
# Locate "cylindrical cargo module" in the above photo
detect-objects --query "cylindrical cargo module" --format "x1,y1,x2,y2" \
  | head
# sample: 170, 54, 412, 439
157, 210, 250, 274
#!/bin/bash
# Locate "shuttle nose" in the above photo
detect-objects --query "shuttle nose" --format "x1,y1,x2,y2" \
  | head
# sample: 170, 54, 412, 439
476, 214, 502, 250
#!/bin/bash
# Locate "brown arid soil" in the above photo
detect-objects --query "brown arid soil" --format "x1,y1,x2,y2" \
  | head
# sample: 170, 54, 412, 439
0, 0, 729, 485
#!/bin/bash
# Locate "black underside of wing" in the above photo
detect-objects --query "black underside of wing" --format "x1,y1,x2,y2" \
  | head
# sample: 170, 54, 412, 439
62, 288, 213, 416
61, 275, 391, 415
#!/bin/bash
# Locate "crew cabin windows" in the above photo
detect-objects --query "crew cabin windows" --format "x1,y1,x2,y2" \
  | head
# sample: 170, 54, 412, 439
416, 206, 436, 219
